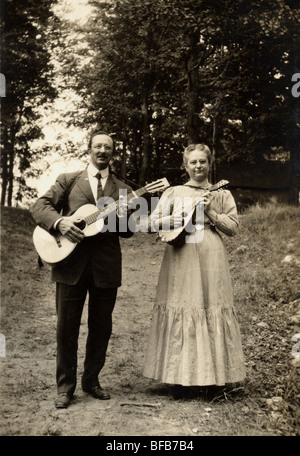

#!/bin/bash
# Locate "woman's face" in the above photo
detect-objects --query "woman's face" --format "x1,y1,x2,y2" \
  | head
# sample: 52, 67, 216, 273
185, 150, 210, 181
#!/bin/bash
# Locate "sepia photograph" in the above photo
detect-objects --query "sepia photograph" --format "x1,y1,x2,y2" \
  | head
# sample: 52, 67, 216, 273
0, 0, 299, 440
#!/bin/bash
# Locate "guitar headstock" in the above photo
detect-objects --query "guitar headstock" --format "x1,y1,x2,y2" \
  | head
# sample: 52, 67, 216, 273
144, 178, 170, 194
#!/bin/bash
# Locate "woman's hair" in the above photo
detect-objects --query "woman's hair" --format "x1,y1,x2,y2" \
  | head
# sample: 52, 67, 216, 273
183, 143, 212, 167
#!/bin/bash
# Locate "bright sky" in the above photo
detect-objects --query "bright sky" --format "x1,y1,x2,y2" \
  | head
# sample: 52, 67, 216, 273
28, 0, 94, 201
54, 0, 93, 24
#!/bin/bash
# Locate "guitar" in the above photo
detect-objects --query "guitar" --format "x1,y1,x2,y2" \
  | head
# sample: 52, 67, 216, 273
33, 178, 169, 265
158, 180, 229, 247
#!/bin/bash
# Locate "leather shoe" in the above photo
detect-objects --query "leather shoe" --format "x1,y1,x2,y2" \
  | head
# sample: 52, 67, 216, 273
54, 392, 72, 409
82, 385, 110, 400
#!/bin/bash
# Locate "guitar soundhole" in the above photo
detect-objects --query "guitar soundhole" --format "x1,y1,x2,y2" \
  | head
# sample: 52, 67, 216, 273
75, 220, 86, 230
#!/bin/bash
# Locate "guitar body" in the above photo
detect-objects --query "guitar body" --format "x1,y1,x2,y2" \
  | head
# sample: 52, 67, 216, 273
32, 178, 170, 265
158, 180, 229, 247
33, 225, 77, 265
70, 204, 105, 237
33, 204, 105, 265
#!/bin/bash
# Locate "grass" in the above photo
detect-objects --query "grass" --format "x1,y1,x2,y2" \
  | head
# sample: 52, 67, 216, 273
223, 203, 300, 433
225, 203, 300, 308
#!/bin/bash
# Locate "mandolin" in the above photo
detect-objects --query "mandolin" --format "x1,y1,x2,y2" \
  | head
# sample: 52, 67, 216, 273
157, 180, 229, 247
33, 178, 169, 265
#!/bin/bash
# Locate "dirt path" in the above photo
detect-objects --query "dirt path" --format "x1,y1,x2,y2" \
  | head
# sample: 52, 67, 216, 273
0, 208, 298, 436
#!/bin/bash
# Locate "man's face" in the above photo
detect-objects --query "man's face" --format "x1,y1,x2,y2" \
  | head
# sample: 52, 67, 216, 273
90, 134, 114, 170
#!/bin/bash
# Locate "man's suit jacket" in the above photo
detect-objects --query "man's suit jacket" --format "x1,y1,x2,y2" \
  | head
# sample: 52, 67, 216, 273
30, 168, 133, 287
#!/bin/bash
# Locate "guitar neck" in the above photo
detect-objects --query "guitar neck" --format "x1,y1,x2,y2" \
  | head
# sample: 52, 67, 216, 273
84, 188, 147, 226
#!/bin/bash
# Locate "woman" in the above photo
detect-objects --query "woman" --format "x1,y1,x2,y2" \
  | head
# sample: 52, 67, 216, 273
143, 144, 246, 389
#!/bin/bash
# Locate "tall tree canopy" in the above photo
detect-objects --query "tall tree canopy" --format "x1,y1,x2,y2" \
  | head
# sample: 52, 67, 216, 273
1, 0, 299, 205
62, 0, 298, 201
0, 0, 58, 205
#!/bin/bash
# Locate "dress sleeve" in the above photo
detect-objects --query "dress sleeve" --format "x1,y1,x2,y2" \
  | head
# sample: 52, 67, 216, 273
149, 186, 174, 230
211, 190, 239, 236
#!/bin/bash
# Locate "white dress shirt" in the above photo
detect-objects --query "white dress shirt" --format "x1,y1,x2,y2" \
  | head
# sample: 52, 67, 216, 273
87, 162, 109, 202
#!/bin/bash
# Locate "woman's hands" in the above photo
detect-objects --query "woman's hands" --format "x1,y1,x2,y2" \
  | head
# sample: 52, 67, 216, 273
169, 213, 186, 229
202, 195, 219, 225
152, 212, 186, 232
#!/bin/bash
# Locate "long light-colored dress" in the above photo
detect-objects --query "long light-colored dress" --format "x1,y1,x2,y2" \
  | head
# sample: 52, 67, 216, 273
143, 184, 246, 386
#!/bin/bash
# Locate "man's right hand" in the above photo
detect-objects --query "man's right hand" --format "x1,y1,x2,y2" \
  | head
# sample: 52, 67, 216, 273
57, 217, 85, 243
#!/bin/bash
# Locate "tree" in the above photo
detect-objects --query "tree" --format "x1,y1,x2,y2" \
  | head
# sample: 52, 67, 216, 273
51, 0, 299, 202
57, 0, 186, 184
167, 0, 300, 201
0, 0, 58, 206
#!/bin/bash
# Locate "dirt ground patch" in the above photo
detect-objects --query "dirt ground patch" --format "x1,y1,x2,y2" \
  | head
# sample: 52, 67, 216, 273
0, 206, 299, 437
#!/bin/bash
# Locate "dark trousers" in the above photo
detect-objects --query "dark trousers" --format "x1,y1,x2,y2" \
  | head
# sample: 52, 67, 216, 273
55, 264, 117, 396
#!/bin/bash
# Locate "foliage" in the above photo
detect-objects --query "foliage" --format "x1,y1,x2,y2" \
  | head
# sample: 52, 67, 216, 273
61, 0, 299, 191
0, 0, 58, 205
1, 0, 299, 204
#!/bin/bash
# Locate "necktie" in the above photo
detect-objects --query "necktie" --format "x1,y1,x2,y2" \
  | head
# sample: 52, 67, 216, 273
96, 172, 103, 201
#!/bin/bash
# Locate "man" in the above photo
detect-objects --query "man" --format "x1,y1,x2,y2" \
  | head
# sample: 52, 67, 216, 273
31, 130, 134, 409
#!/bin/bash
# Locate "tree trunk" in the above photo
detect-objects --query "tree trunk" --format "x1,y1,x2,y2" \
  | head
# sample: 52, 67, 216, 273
138, 93, 151, 186
1, 149, 8, 205
186, 31, 201, 144
210, 115, 219, 184
7, 144, 14, 206
1, 127, 8, 205
6, 126, 16, 207
121, 139, 127, 179
288, 37, 300, 206
155, 140, 163, 181
1, 123, 17, 206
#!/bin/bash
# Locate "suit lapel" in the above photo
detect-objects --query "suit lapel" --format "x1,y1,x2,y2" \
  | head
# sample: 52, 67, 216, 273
76, 169, 96, 204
